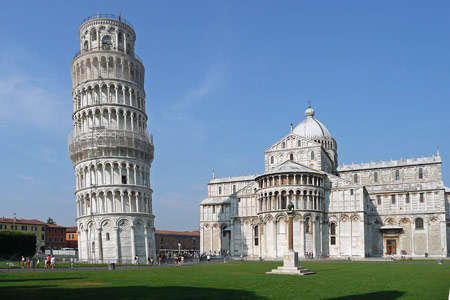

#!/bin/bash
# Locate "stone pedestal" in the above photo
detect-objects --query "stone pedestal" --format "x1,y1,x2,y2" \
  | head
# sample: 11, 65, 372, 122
266, 251, 315, 275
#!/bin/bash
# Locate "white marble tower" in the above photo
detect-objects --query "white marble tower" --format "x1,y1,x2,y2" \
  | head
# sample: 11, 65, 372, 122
68, 14, 155, 263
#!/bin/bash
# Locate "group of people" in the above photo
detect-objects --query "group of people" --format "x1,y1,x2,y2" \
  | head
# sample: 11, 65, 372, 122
20, 256, 31, 268
19, 255, 75, 269
176, 255, 185, 266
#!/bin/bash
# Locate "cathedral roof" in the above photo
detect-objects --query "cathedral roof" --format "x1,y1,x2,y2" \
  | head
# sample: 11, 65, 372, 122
260, 160, 325, 177
293, 105, 333, 139
200, 196, 232, 205
209, 175, 256, 184
338, 155, 442, 172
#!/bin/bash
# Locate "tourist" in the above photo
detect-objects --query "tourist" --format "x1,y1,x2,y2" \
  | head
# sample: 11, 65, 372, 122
70, 257, 74, 268
21, 256, 25, 268
26, 258, 30, 269
150, 256, 154, 265
50, 256, 55, 269
36, 258, 40, 268
46, 255, 51, 269
135, 255, 139, 265
158, 256, 162, 266
206, 254, 210, 262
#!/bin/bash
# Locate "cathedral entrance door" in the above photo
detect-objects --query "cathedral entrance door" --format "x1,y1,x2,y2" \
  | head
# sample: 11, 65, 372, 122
386, 239, 397, 255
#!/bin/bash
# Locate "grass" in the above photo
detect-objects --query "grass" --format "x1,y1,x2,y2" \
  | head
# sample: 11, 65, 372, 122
0, 261, 449, 300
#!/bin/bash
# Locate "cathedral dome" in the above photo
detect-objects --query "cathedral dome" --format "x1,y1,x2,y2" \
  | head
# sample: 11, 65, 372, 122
293, 105, 332, 139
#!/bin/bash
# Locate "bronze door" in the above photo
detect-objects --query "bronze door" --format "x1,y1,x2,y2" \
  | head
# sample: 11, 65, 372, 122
386, 239, 397, 255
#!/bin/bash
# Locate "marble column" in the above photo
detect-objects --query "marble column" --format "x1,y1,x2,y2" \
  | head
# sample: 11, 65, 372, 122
144, 226, 149, 262
130, 225, 136, 261
114, 227, 120, 263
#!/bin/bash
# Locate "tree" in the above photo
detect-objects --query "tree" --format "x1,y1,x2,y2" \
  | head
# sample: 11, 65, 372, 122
47, 218, 55, 224
0, 231, 37, 259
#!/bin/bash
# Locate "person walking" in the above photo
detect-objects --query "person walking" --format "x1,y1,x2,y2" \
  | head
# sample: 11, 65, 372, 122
21, 256, 25, 269
36, 258, 40, 268
150, 256, 154, 265
50, 256, 55, 269
26, 258, 30, 269
158, 256, 162, 266
70, 257, 74, 268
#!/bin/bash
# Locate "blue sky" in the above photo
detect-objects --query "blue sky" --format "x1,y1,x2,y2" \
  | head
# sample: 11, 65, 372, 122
0, 1, 448, 230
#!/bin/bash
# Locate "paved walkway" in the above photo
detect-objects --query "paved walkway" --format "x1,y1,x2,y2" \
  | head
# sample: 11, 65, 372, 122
0, 259, 225, 273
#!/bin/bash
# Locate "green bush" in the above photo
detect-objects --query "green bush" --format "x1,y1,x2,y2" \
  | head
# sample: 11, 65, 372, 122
0, 231, 37, 259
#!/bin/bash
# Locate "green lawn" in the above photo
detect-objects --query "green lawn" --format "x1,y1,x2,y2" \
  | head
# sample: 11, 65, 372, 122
1, 261, 449, 300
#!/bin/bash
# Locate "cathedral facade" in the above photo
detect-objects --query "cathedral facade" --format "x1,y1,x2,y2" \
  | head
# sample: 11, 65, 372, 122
200, 106, 449, 258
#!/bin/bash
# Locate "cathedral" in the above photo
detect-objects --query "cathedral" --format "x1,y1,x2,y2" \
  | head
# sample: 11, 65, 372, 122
200, 106, 450, 259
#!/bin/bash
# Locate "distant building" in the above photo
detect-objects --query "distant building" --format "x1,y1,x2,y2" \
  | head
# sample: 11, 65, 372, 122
155, 230, 200, 253
0, 217, 46, 251
45, 224, 67, 250
65, 226, 78, 249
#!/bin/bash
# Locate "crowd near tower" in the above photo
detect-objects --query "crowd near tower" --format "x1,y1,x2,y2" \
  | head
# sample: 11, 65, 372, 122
68, 14, 155, 263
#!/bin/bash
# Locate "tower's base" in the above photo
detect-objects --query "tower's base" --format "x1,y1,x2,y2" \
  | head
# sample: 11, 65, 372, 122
266, 251, 315, 275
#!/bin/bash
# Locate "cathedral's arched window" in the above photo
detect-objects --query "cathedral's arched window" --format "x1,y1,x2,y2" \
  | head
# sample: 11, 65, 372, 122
354, 174, 358, 183
419, 168, 423, 179
106, 233, 110, 241
391, 195, 396, 204
218, 186, 222, 195
232, 185, 236, 194
298, 140, 301, 147
415, 218, 424, 229
395, 170, 400, 181
374, 171, 378, 182
311, 151, 315, 160
84, 40, 89, 51
281, 193, 287, 209
270, 156, 274, 164
330, 223, 336, 245
282, 142, 286, 149
419, 193, 424, 203
405, 193, 410, 203
254, 226, 259, 246
330, 222, 336, 235
290, 154, 294, 161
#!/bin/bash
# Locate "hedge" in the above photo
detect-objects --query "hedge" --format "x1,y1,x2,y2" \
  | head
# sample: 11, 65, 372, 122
0, 231, 37, 259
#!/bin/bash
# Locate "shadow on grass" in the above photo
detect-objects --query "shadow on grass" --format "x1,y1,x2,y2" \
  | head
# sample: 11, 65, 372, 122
0, 277, 82, 282
1, 285, 268, 300
325, 291, 404, 300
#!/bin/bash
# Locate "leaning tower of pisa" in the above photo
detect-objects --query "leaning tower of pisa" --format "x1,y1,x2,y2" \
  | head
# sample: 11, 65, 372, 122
68, 14, 155, 263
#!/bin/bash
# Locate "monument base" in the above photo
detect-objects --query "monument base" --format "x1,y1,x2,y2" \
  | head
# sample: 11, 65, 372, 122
266, 251, 315, 276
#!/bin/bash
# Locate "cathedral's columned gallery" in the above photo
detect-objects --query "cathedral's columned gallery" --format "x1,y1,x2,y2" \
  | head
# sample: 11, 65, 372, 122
200, 106, 450, 258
